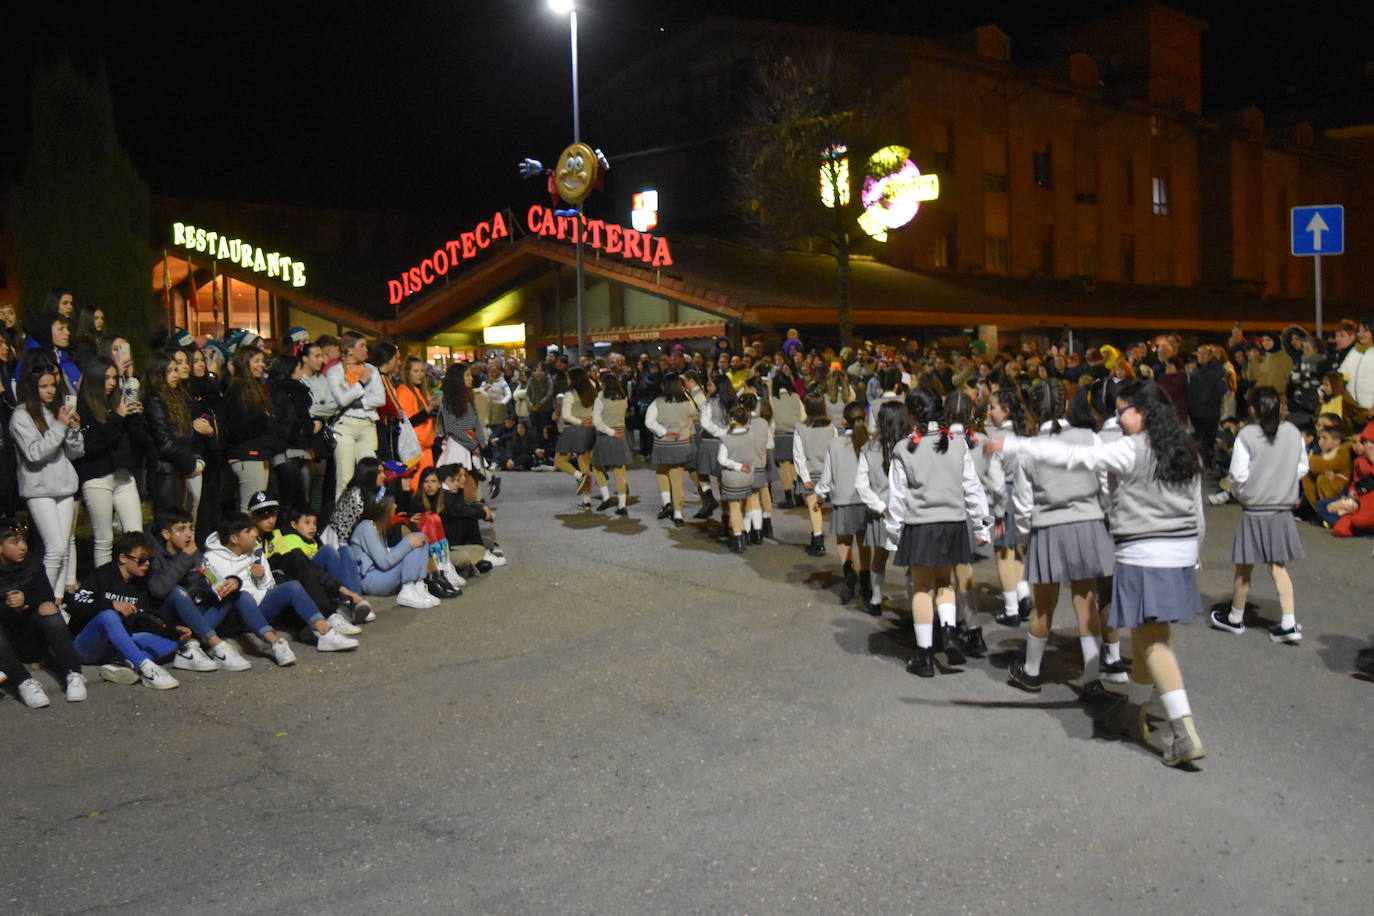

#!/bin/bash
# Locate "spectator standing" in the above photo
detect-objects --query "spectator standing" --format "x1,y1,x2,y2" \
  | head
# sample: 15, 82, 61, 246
1187, 345, 1227, 472
325, 332, 386, 500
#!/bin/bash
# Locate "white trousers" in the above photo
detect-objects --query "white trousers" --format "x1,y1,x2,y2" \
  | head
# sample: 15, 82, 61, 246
81, 470, 143, 567
27, 494, 77, 593
333, 416, 378, 500
228, 460, 270, 511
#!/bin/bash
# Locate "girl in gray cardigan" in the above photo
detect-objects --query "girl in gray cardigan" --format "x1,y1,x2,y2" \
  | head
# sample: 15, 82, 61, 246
10, 361, 84, 593
1211, 387, 1308, 643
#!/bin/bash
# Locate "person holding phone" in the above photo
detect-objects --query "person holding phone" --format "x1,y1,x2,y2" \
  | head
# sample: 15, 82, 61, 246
144, 350, 211, 519
76, 357, 151, 568
325, 332, 386, 501
10, 360, 84, 593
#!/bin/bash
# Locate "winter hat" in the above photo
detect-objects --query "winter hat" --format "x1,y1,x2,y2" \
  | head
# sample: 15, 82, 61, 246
204, 340, 231, 368
247, 491, 279, 515
170, 327, 196, 349
286, 326, 310, 345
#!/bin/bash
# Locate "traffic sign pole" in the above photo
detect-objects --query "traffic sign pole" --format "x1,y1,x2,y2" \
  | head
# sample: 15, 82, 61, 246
1314, 254, 1323, 338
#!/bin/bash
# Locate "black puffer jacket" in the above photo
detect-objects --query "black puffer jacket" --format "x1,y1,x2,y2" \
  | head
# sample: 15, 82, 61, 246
219, 384, 287, 462
75, 409, 152, 482
145, 392, 198, 476
270, 378, 315, 452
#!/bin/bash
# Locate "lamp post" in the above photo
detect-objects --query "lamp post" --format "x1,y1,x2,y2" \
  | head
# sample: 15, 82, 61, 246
549, 0, 585, 360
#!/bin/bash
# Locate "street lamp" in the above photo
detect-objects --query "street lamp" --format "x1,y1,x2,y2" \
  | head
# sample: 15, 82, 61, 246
548, 0, 585, 359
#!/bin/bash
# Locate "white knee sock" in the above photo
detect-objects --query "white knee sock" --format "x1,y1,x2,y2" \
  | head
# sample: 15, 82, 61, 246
870, 571, 884, 604
617, 493, 626, 509
1002, 590, 1018, 614
1280, 613, 1296, 630
600, 484, 610, 501
749, 508, 763, 529
936, 602, 956, 627
1016, 580, 1031, 601
1104, 640, 1121, 665
959, 592, 980, 628
1228, 605, 1245, 625
1024, 633, 1048, 677
1159, 688, 1191, 719
914, 623, 933, 648
660, 491, 671, 505
1080, 635, 1101, 682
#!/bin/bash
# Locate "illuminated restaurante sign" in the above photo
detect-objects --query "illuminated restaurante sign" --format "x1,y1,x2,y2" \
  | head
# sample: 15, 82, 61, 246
525, 205, 674, 268
172, 222, 307, 287
856, 146, 939, 242
388, 211, 512, 305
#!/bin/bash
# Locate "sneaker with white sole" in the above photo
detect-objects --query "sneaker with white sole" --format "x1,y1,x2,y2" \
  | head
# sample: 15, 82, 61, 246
326, 611, 362, 636
441, 563, 467, 589
174, 641, 219, 672
1270, 624, 1303, 644
65, 672, 87, 702
208, 641, 252, 672
482, 550, 507, 568
100, 662, 140, 685
1100, 659, 1130, 684
138, 659, 180, 690
316, 627, 359, 652
17, 678, 50, 708
1209, 609, 1246, 635
396, 582, 437, 609
270, 638, 298, 666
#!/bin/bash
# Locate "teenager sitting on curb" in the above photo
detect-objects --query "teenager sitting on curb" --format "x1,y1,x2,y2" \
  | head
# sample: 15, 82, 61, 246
0, 517, 85, 707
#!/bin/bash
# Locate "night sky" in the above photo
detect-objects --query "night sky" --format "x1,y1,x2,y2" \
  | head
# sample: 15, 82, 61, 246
4, 0, 1370, 220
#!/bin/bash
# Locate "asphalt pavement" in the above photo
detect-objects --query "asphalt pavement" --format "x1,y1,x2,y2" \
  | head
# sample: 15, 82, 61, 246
5, 466, 1373, 915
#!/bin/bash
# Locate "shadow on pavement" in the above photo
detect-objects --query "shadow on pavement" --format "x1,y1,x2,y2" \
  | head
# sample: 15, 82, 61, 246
1316, 631, 1367, 674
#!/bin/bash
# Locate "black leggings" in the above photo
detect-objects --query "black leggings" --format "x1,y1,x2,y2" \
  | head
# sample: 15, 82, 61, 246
0, 611, 82, 683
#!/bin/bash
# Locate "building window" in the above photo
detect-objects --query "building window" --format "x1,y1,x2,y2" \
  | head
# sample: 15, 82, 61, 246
932, 121, 954, 175
1077, 244, 1098, 277
1033, 146, 1053, 189
1152, 176, 1170, 216
1123, 156, 1135, 206
983, 132, 1007, 191
1040, 227, 1055, 276
934, 232, 950, 268
1153, 251, 1172, 284
986, 236, 1010, 274
1121, 237, 1135, 282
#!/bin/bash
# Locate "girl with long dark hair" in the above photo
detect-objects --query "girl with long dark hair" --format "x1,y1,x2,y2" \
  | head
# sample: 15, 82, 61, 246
716, 404, 765, 553
984, 387, 1033, 626
887, 388, 990, 676
692, 373, 735, 523
1211, 386, 1307, 643
591, 370, 633, 515
791, 393, 835, 556
988, 380, 1207, 767
221, 345, 285, 510
326, 457, 386, 549
944, 389, 990, 656
1005, 379, 1115, 698
817, 401, 872, 603
552, 365, 598, 509
10, 361, 84, 592
267, 354, 314, 512
771, 368, 804, 507
144, 350, 209, 519
439, 361, 485, 471
853, 400, 910, 616
645, 373, 694, 525
75, 356, 150, 568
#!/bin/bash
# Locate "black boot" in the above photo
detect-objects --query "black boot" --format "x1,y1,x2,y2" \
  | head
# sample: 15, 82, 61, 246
839, 562, 857, 602
906, 647, 935, 678
426, 573, 461, 599
781, 490, 796, 509
941, 625, 966, 666
805, 533, 825, 557
761, 518, 774, 539
961, 626, 988, 658
748, 528, 763, 545
728, 535, 744, 554
859, 571, 873, 603
656, 504, 674, 520
694, 492, 718, 519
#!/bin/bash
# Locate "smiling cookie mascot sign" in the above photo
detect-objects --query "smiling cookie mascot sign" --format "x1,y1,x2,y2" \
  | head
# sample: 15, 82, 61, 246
518, 143, 609, 217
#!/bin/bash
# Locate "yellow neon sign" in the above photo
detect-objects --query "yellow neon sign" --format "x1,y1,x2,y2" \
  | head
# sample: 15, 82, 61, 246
172, 222, 307, 288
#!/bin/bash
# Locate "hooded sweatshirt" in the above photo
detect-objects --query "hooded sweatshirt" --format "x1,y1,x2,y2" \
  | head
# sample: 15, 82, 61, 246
202, 532, 273, 602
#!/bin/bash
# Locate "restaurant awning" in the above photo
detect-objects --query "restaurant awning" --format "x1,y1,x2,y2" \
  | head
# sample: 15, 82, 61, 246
539, 321, 727, 345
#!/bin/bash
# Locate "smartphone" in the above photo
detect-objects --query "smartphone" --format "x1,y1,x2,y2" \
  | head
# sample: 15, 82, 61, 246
63, 394, 78, 412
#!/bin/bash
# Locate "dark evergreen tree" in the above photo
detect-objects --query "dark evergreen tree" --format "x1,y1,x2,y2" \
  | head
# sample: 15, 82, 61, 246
13, 53, 153, 357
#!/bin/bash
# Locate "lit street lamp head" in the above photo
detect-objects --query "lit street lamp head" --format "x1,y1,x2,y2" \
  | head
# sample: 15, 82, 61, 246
548, 0, 574, 13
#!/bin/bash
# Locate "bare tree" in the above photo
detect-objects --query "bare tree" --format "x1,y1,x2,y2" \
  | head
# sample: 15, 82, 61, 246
730, 42, 904, 348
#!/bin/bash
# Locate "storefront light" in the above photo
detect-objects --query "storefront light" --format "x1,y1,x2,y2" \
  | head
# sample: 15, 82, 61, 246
483, 323, 526, 345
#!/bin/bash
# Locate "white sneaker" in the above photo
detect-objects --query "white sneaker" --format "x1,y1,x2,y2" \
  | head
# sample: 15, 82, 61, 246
65, 672, 87, 702
137, 659, 180, 690
17, 678, 50, 708
441, 562, 467, 589
208, 641, 252, 672
316, 627, 359, 652
99, 662, 141, 685
269, 638, 298, 667
482, 549, 508, 568
174, 641, 218, 672
326, 611, 363, 636
396, 582, 434, 609
353, 598, 374, 621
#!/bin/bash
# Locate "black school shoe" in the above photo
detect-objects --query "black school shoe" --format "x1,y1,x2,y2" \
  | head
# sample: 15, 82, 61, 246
959, 625, 988, 658
761, 518, 774, 539
614, 507, 628, 517
1007, 659, 1042, 692
906, 647, 935, 678
839, 565, 858, 602
805, 534, 825, 556
940, 625, 966, 666
656, 504, 674, 520
596, 498, 617, 511
1017, 594, 1034, 622
727, 535, 744, 554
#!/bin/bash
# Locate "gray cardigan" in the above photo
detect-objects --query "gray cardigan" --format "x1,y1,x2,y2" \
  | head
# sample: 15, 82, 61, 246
10, 407, 84, 499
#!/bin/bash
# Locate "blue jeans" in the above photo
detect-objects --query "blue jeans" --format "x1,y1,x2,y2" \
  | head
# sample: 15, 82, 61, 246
250, 580, 325, 627
313, 545, 362, 594
72, 610, 178, 668
1317, 496, 1346, 527
160, 586, 275, 641
360, 547, 428, 596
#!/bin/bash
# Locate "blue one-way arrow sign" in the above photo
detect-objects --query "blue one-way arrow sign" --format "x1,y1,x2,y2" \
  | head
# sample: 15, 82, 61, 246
1292, 205, 1344, 256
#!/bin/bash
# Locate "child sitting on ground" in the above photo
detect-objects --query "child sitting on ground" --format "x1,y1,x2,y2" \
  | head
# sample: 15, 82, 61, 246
250, 492, 364, 635
0, 517, 86, 707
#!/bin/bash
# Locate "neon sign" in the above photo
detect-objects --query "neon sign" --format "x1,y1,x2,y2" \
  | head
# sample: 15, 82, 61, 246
525, 205, 674, 268
820, 145, 850, 208
857, 146, 939, 242
172, 223, 306, 287
483, 323, 526, 345
387, 211, 511, 305
631, 190, 659, 232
